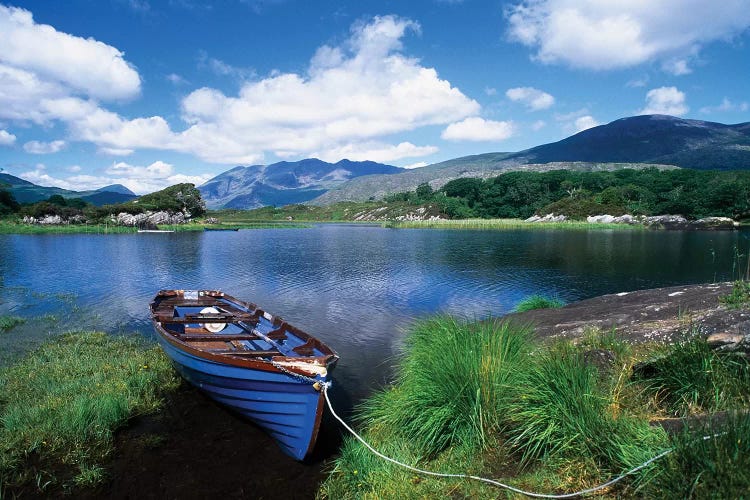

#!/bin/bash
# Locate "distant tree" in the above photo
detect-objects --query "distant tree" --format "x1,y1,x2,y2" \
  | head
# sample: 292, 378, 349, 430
47, 194, 67, 206
126, 183, 206, 217
0, 189, 20, 215
415, 182, 434, 200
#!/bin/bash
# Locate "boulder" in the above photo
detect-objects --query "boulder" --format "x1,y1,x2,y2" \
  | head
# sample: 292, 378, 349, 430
689, 217, 738, 231
706, 332, 750, 353
38, 215, 63, 225
587, 215, 615, 224
526, 213, 567, 223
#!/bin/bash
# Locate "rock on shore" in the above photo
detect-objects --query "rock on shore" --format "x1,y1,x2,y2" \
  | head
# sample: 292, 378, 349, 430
504, 282, 749, 349
584, 214, 739, 230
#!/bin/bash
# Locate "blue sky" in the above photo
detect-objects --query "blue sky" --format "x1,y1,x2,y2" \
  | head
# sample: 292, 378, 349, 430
1, 0, 749, 194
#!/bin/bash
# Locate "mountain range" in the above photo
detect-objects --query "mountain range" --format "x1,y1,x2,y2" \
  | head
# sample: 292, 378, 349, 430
4, 114, 749, 210
313, 114, 750, 205
197, 158, 403, 209
0, 173, 137, 206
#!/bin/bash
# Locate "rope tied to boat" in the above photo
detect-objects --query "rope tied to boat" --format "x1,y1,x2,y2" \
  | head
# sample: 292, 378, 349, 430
270, 360, 331, 391
320, 383, 727, 499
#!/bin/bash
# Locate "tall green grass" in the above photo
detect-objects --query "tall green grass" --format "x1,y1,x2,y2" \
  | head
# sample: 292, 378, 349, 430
514, 294, 565, 312
359, 317, 533, 456
633, 337, 750, 416
0, 331, 179, 493
505, 342, 665, 474
636, 412, 750, 498
321, 317, 750, 498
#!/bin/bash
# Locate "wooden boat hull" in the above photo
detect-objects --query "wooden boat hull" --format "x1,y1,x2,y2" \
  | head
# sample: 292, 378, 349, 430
150, 290, 338, 461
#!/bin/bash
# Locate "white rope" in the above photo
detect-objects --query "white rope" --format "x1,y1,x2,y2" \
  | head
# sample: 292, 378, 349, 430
322, 384, 678, 499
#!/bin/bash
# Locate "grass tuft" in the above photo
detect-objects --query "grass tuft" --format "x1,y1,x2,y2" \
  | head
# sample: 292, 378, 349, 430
514, 294, 565, 312
0, 315, 25, 333
635, 412, 750, 498
359, 317, 533, 456
719, 280, 750, 309
0, 331, 180, 494
632, 337, 750, 416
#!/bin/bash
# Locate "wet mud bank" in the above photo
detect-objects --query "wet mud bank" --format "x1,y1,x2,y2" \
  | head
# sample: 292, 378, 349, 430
80, 383, 341, 500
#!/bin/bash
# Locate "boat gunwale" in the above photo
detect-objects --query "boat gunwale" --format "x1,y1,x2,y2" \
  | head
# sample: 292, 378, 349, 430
150, 289, 338, 375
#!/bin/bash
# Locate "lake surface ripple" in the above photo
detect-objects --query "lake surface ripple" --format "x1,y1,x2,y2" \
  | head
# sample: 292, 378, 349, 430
1, 224, 747, 402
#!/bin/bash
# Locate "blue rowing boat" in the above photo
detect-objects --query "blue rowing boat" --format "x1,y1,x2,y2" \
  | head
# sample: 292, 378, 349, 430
150, 289, 338, 460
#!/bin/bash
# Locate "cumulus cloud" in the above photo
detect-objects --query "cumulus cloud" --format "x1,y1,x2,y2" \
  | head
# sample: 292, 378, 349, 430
573, 115, 600, 132
441, 117, 515, 141
0, 5, 140, 101
640, 86, 689, 116
1, 13, 478, 165
505, 0, 750, 71
402, 161, 428, 169
315, 142, 438, 163
0, 129, 16, 146
555, 108, 599, 133
23, 139, 66, 154
700, 97, 749, 114
19, 160, 212, 195
505, 86, 555, 110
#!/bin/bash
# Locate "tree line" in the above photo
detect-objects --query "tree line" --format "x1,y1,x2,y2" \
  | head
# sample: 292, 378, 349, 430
385, 168, 750, 220
0, 183, 206, 221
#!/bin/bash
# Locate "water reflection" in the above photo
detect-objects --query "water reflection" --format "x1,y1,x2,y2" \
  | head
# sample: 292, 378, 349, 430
1, 226, 747, 402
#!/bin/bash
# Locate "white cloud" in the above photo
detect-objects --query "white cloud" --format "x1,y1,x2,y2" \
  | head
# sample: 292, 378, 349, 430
315, 142, 438, 163
573, 115, 600, 132
662, 58, 692, 76
505, 86, 555, 110
0, 129, 16, 146
74, 15, 478, 164
197, 51, 256, 80
0, 5, 140, 101
700, 97, 749, 114
626, 76, 649, 88
1, 14, 478, 165
166, 73, 188, 85
555, 108, 599, 133
67, 165, 82, 172
402, 161, 428, 169
19, 160, 212, 195
506, 0, 750, 71
531, 120, 546, 131
640, 86, 689, 116
484, 87, 497, 96
441, 117, 515, 141
23, 139, 66, 154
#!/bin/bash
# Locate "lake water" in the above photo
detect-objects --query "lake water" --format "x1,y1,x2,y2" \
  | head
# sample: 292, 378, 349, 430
1, 224, 747, 403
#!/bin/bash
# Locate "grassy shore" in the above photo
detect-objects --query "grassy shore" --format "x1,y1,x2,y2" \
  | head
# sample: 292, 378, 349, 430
319, 317, 750, 498
0, 221, 136, 234
383, 218, 644, 230
0, 220, 308, 234
0, 331, 179, 495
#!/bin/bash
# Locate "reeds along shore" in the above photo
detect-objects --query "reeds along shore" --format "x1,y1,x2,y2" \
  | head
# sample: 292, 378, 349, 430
319, 317, 750, 499
382, 218, 644, 230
